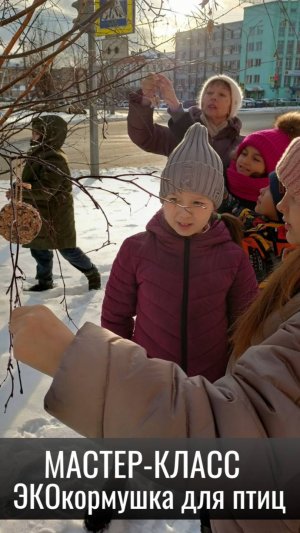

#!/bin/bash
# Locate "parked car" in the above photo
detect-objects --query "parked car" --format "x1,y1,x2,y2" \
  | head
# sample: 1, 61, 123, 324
118, 100, 129, 108
254, 99, 271, 107
182, 99, 197, 109
242, 98, 256, 108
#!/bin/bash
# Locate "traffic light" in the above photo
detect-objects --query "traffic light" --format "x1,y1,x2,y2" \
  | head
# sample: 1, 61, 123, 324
72, 0, 92, 25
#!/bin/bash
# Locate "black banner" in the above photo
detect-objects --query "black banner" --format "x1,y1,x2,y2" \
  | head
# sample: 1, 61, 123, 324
0, 438, 299, 519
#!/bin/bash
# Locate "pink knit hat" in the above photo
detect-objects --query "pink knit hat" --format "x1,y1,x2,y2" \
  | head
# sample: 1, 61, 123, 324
276, 137, 300, 197
237, 128, 291, 175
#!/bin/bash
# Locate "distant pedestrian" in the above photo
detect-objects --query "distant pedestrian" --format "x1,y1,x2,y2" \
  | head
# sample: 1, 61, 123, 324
14, 115, 101, 291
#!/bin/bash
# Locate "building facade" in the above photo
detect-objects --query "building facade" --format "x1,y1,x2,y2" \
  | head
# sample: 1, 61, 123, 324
240, 0, 300, 100
174, 0, 300, 102
174, 21, 242, 102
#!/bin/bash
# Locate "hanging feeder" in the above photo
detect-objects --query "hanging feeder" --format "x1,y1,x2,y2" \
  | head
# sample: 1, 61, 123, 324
0, 164, 42, 245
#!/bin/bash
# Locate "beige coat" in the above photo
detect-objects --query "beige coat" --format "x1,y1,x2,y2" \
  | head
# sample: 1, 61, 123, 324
45, 294, 300, 532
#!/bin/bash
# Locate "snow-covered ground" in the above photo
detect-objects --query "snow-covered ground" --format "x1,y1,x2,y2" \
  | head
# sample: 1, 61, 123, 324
0, 168, 201, 533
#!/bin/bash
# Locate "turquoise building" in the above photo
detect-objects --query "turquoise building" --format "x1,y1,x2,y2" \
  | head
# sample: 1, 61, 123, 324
240, 0, 300, 100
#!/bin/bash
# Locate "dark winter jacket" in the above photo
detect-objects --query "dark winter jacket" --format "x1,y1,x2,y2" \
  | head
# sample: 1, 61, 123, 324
21, 115, 76, 250
101, 209, 258, 381
127, 94, 243, 170
168, 104, 244, 170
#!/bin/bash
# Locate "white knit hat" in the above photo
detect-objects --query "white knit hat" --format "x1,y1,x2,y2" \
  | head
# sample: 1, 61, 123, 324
160, 123, 224, 208
198, 74, 243, 118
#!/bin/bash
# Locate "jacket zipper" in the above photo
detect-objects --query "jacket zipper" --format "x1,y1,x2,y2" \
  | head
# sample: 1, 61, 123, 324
180, 238, 190, 373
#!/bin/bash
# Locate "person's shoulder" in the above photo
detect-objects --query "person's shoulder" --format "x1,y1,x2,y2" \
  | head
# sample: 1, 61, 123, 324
120, 230, 148, 250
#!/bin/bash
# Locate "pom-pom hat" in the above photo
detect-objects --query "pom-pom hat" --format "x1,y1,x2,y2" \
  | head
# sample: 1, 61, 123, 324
237, 128, 291, 176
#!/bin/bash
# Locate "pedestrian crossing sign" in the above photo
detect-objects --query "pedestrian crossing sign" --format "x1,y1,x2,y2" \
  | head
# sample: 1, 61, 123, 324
95, 0, 135, 36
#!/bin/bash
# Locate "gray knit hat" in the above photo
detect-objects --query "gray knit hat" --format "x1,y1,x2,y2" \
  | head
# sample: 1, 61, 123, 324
160, 123, 224, 208
198, 74, 243, 118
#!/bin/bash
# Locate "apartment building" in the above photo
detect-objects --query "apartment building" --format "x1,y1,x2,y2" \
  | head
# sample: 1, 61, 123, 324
174, 21, 242, 102
173, 0, 300, 101
240, 0, 300, 100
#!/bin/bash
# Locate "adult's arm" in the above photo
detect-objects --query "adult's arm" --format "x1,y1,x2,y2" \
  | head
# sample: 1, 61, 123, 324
168, 105, 201, 145
101, 238, 137, 339
44, 312, 300, 438
11, 305, 300, 439
127, 93, 177, 156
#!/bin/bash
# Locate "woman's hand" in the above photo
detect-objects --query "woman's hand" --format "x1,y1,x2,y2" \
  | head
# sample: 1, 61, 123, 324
10, 305, 75, 377
141, 73, 160, 107
156, 74, 181, 112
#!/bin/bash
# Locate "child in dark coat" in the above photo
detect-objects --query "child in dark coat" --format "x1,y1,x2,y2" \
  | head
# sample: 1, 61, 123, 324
101, 123, 257, 382
240, 172, 295, 284
16, 115, 101, 291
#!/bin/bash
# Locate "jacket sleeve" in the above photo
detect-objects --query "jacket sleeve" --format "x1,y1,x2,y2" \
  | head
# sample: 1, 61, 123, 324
44, 311, 300, 438
127, 97, 177, 156
22, 154, 70, 204
101, 238, 137, 339
226, 250, 258, 325
168, 107, 196, 144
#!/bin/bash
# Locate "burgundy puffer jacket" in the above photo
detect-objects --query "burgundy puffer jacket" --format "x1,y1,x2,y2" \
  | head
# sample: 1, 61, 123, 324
101, 210, 257, 381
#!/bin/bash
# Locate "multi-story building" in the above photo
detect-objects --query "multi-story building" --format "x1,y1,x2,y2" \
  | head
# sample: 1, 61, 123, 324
104, 49, 175, 98
174, 21, 242, 102
240, 0, 300, 100
174, 0, 300, 102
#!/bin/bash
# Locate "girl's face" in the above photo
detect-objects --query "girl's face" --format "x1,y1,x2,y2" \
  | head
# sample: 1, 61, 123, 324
163, 191, 214, 237
236, 145, 266, 177
277, 189, 300, 244
255, 186, 279, 221
201, 81, 231, 124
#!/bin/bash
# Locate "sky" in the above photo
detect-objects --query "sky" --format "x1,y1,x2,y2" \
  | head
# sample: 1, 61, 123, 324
8, 0, 253, 54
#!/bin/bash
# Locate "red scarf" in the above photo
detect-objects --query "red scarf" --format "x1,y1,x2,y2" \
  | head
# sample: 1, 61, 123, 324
226, 160, 269, 202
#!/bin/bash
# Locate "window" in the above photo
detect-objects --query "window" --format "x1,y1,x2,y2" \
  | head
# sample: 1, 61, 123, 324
247, 42, 254, 52
256, 41, 262, 51
289, 24, 296, 36
277, 41, 284, 54
255, 58, 261, 66
285, 58, 292, 69
287, 41, 294, 55
254, 74, 260, 83
233, 29, 242, 39
246, 74, 252, 83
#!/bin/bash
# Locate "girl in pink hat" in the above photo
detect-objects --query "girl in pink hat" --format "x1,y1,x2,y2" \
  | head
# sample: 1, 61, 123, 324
223, 112, 300, 213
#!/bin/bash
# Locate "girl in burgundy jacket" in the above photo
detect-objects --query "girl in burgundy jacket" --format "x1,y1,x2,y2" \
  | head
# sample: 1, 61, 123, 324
101, 124, 257, 381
